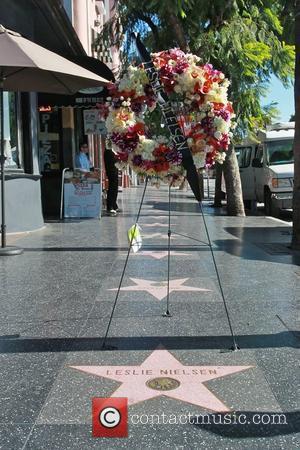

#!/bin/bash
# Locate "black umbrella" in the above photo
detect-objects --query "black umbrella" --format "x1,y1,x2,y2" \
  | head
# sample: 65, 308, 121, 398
0, 25, 109, 255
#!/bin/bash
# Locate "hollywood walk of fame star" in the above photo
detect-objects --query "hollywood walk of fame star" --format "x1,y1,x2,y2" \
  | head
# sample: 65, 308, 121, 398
142, 233, 181, 240
143, 223, 170, 227
70, 347, 253, 411
146, 215, 167, 219
132, 250, 192, 260
109, 278, 211, 300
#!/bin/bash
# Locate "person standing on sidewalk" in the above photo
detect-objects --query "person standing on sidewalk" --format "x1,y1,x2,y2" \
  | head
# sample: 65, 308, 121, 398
75, 142, 93, 173
104, 146, 119, 216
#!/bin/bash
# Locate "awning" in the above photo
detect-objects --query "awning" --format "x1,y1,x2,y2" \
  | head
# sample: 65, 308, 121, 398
38, 88, 108, 108
0, 25, 110, 94
38, 54, 114, 107
1, 1, 115, 105
69, 55, 115, 83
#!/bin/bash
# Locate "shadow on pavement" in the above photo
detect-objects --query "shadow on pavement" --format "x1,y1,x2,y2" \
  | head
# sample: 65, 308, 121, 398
21, 238, 300, 266
22, 245, 208, 252
224, 226, 293, 242
150, 200, 227, 215
0, 331, 298, 353
214, 237, 300, 266
192, 410, 300, 438
151, 201, 200, 214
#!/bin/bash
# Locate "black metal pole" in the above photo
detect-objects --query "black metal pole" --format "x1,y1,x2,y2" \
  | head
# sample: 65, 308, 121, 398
132, 35, 237, 350
163, 183, 172, 317
0, 84, 5, 248
102, 178, 149, 349
198, 201, 239, 351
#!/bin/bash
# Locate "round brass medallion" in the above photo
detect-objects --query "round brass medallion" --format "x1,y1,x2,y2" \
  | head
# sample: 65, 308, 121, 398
146, 377, 180, 391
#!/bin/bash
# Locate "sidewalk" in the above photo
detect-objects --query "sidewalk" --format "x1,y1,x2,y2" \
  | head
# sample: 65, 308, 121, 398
1, 186, 299, 450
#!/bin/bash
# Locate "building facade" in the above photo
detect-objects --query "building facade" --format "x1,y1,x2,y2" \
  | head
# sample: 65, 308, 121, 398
38, 0, 120, 218
0, 0, 119, 230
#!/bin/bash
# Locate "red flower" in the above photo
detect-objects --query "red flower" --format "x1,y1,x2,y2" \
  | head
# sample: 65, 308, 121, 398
132, 122, 145, 134
108, 48, 232, 173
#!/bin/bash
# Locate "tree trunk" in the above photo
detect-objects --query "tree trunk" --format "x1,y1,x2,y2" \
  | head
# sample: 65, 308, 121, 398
292, 0, 300, 249
165, 8, 189, 52
223, 146, 245, 216
214, 162, 223, 207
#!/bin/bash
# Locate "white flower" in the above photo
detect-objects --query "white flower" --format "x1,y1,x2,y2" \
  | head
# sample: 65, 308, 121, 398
205, 81, 228, 104
192, 152, 206, 169
214, 131, 222, 140
157, 135, 168, 144
137, 138, 157, 161
214, 152, 226, 163
214, 117, 230, 134
105, 108, 135, 133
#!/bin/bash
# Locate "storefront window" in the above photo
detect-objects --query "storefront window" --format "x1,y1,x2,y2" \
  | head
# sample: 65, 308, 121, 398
1, 92, 22, 169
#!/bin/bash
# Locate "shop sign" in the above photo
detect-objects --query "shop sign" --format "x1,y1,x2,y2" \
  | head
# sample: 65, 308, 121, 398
63, 178, 101, 218
83, 109, 107, 135
39, 112, 60, 171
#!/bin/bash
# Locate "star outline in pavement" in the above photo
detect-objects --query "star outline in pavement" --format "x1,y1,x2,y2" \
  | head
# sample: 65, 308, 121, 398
70, 347, 253, 412
143, 223, 172, 228
132, 250, 192, 260
142, 233, 181, 240
108, 277, 212, 301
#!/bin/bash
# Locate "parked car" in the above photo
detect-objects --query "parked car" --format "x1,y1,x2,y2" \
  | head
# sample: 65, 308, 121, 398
235, 122, 294, 216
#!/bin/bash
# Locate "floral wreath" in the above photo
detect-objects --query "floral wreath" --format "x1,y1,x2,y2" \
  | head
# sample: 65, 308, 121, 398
103, 49, 235, 182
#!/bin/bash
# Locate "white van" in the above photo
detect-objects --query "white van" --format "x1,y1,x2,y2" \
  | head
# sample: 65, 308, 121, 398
235, 122, 294, 216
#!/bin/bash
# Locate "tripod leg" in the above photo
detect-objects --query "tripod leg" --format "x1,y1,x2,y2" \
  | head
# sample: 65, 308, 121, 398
163, 183, 172, 317
102, 178, 149, 349
198, 201, 239, 351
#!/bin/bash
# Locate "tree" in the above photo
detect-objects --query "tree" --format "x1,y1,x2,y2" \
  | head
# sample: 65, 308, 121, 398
98, 1, 294, 216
